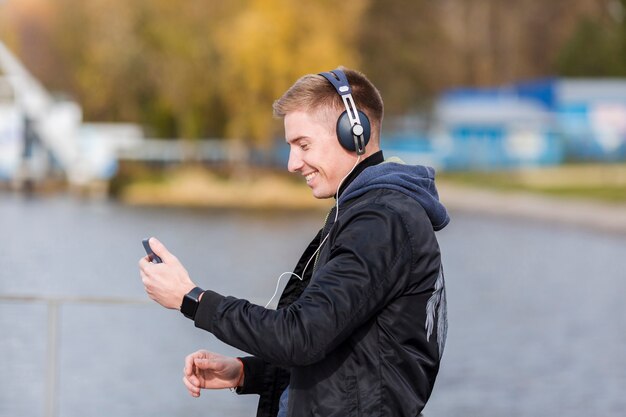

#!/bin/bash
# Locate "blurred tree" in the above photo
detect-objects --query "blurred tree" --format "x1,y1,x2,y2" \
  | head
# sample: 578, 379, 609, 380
44, 0, 243, 138
3, 0, 363, 143
214, 0, 364, 145
134, 0, 241, 138
0, 0, 69, 91
1, 0, 622, 143
58, 0, 147, 121
436, 0, 609, 86
556, 0, 626, 77
357, 0, 611, 112
556, 16, 626, 77
358, 0, 447, 113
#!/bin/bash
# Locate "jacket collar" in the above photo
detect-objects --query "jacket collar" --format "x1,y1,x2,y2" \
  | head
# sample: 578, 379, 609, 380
336, 150, 384, 199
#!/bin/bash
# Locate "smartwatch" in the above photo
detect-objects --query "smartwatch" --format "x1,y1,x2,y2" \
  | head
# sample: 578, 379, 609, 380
180, 287, 204, 320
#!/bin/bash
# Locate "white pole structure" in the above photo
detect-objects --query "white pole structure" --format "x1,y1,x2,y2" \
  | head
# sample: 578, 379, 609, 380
0, 40, 88, 185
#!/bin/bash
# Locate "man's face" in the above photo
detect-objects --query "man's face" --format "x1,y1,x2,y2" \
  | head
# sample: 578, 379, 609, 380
285, 110, 357, 199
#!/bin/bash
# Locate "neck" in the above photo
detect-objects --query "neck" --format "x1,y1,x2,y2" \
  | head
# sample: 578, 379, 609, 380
336, 150, 384, 198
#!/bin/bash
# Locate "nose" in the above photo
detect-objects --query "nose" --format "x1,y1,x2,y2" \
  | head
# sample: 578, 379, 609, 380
287, 148, 303, 173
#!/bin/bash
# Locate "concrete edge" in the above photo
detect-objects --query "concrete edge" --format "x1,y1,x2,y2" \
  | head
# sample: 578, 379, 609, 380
438, 183, 626, 234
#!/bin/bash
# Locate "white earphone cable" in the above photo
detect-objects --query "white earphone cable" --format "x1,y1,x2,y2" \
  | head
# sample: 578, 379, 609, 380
265, 155, 362, 309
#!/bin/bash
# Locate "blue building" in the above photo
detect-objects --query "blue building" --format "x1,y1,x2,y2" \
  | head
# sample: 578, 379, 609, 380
555, 79, 626, 162
383, 78, 626, 171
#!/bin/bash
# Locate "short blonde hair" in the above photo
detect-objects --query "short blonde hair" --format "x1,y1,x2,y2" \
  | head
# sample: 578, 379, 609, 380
273, 67, 384, 135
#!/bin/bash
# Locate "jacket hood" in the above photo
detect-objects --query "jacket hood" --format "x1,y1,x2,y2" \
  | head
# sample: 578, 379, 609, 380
339, 160, 450, 231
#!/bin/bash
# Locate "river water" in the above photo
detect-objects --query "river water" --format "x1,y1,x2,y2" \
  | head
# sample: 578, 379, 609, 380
1, 193, 625, 417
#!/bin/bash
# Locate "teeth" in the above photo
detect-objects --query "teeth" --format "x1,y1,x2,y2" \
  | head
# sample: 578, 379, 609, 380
305, 172, 317, 182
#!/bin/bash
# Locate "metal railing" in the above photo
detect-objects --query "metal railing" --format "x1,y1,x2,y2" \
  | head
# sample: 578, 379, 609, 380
0, 294, 151, 417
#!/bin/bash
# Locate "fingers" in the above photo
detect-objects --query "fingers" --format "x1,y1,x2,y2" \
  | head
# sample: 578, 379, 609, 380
138, 254, 161, 297
183, 374, 201, 397
183, 350, 211, 397
184, 353, 195, 377
138, 256, 156, 290
193, 357, 213, 369
149, 237, 177, 264
138, 238, 194, 309
184, 350, 206, 376
138, 256, 152, 275
181, 350, 243, 392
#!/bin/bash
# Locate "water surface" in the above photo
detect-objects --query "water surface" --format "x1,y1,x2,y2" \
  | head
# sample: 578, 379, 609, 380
1, 193, 625, 417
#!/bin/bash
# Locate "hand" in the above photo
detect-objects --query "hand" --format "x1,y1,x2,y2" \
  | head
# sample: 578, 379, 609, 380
139, 237, 196, 309
183, 350, 244, 397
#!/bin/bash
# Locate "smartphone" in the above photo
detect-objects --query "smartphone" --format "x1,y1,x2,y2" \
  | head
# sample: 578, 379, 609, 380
142, 238, 163, 264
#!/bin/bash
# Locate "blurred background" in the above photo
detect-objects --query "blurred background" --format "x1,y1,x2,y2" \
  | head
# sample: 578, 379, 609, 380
1, 0, 625, 416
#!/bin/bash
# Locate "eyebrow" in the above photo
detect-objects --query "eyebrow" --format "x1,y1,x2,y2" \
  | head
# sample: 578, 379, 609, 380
286, 136, 308, 145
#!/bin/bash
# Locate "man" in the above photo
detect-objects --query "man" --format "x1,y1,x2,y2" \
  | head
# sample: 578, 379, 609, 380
139, 67, 450, 417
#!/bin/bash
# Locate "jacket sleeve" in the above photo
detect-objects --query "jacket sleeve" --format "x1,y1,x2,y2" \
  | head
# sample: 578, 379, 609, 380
236, 356, 290, 416
194, 203, 420, 367
235, 356, 266, 394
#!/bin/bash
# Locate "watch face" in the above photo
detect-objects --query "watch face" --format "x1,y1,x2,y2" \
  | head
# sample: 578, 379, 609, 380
181, 295, 197, 319
181, 287, 203, 319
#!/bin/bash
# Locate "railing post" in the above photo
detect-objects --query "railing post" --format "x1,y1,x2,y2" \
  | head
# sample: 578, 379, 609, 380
45, 299, 59, 417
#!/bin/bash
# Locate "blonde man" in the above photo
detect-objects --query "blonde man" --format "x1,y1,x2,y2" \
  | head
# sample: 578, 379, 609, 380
140, 67, 449, 417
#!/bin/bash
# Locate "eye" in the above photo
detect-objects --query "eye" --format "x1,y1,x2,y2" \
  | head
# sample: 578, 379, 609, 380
300, 142, 310, 151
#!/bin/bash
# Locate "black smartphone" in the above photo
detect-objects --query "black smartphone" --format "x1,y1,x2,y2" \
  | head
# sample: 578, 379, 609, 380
142, 238, 163, 264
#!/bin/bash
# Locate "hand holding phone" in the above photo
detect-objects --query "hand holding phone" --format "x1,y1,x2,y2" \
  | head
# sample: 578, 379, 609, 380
142, 237, 163, 264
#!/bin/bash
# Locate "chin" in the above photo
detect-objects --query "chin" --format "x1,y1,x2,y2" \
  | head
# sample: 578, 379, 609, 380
311, 189, 334, 200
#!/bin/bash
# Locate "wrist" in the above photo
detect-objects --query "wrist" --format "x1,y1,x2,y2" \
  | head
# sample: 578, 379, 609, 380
235, 358, 244, 388
229, 358, 245, 393
180, 286, 205, 320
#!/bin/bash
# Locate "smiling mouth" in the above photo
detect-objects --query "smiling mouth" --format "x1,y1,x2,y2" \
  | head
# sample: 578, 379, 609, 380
305, 172, 318, 183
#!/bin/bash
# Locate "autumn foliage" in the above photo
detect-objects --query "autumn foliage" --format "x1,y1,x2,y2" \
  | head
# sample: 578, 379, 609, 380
0, 0, 622, 143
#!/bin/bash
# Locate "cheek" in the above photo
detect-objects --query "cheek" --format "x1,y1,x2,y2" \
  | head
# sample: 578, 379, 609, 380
302, 148, 324, 167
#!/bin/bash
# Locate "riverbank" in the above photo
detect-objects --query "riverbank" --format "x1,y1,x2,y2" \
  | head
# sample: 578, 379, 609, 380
116, 165, 332, 212
438, 163, 626, 233
113, 163, 626, 234
438, 181, 626, 234
438, 163, 626, 203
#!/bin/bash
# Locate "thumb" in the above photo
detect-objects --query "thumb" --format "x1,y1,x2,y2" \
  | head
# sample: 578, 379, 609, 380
194, 357, 221, 371
149, 237, 176, 264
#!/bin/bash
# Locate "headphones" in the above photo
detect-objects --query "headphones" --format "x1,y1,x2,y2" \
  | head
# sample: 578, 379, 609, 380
319, 69, 371, 155
266, 70, 369, 309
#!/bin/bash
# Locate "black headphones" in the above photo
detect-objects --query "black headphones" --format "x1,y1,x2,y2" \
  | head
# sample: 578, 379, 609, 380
319, 69, 371, 155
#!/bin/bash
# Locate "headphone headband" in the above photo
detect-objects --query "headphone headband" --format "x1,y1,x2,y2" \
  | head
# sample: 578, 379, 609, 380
319, 69, 368, 155
319, 70, 352, 94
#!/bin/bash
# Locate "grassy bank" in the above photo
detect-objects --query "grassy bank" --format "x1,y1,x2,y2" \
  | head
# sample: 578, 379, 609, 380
110, 162, 626, 210
438, 163, 626, 204
112, 163, 332, 211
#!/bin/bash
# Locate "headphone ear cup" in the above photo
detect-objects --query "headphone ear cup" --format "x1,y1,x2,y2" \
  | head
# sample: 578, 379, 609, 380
336, 110, 371, 152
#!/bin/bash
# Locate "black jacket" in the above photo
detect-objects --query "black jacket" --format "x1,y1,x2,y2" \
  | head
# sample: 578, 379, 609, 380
195, 153, 449, 416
